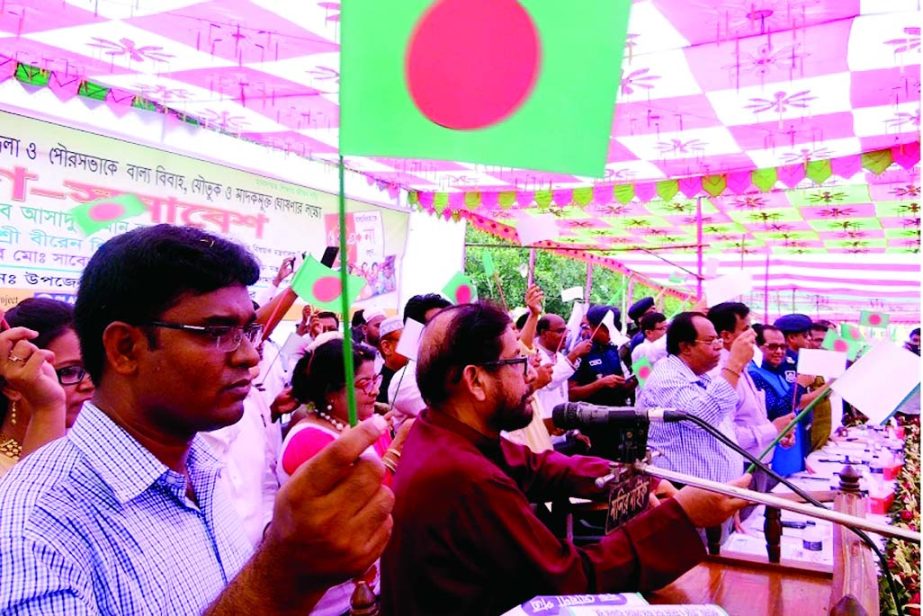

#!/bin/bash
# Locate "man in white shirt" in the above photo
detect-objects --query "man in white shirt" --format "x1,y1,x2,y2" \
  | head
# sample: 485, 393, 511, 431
631, 312, 668, 367
535, 314, 592, 420
388, 293, 452, 424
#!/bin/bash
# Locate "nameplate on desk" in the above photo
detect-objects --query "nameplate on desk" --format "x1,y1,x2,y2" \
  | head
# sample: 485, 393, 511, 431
606, 474, 650, 533
503, 593, 647, 616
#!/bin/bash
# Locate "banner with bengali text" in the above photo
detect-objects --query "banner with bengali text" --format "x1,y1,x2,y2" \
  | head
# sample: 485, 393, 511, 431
0, 111, 410, 317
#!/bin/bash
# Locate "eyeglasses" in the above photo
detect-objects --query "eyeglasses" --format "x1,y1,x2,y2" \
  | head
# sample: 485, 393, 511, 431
56, 365, 89, 386
763, 343, 787, 351
695, 338, 723, 348
146, 321, 263, 352
478, 356, 530, 378
355, 374, 383, 394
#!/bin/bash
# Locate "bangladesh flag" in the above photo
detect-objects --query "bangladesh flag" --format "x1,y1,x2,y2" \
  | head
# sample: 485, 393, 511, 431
859, 310, 889, 329
442, 271, 477, 304
822, 329, 862, 361
340, 0, 631, 176
840, 323, 864, 342
70, 193, 147, 236
290, 256, 367, 312
632, 356, 654, 387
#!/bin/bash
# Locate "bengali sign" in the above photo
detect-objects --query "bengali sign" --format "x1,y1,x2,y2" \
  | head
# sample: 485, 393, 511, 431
0, 111, 409, 312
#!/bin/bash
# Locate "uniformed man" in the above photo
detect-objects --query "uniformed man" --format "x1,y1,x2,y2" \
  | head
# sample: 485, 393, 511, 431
774, 313, 831, 452
627, 297, 656, 353
568, 305, 636, 407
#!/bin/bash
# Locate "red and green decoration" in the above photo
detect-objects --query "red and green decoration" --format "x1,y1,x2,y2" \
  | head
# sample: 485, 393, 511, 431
340, 0, 631, 176
442, 271, 478, 304
291, 256, 367, 312
69, 193, 147, 236
879, 417, 920, 616
860, 310, 890, 329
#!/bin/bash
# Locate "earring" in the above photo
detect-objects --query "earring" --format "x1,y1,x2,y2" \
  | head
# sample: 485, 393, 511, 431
9, 400, 16, 426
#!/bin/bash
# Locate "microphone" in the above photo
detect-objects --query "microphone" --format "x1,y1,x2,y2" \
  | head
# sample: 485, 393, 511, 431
552, 402, 686, 430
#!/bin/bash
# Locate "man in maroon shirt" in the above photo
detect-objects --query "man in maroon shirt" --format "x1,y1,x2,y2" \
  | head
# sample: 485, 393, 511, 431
381, 302, 750, 615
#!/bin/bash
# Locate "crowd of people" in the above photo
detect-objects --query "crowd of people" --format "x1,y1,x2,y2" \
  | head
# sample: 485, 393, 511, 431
0, 223, 917, 615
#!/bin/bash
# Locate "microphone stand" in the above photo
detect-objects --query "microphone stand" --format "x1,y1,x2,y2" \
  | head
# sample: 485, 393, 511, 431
633, 463, 920, 544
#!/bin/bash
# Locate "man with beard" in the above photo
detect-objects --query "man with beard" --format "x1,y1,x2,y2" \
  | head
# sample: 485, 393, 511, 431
380, 302, 751, 615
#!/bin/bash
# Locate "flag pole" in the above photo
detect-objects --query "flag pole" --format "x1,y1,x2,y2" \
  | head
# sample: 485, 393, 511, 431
338, 155, 358, 427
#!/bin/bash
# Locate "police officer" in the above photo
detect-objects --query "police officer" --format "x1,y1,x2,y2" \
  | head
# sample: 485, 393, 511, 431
568, 305, 636, 407
774, 313, 831, 451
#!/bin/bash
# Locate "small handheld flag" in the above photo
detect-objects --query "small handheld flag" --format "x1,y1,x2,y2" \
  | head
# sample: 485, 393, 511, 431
859, 310, 889, 329
822, 329, 862, 361
443, 272, 478, 304
481, 252, 496, 277
290, 256, 367, 312
633, 356, 653, 387
70, 193, 147, 236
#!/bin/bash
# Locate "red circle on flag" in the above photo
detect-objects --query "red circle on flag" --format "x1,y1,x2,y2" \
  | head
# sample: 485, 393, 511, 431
88, 202, 125, 221
833, 340, 848, 352
455, 284, 473, 304
868, 314, 881, 325
406, 0, 541, 130
313, 277, 343, 302
638, 366, 651, 379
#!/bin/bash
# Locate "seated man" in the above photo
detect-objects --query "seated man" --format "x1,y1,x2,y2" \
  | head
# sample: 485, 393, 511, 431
381, 302, 749, 615
0, 225, 393, 614
638, 312, 754, 485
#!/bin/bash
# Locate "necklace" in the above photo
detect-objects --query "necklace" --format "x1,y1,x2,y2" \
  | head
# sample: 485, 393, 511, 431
0, 436, 22, 461
312, 407, 346, 432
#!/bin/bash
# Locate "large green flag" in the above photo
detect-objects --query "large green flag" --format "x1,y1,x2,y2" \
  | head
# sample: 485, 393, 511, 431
340, 0, 630, 176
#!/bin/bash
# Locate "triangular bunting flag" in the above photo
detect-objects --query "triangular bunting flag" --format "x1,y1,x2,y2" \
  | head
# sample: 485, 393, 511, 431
443, 272, 477, 304
69, 193, 147, 236
291, 256, 367, 312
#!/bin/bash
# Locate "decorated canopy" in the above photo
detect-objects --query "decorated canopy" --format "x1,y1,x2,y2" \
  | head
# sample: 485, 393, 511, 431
0, 0, 918, 321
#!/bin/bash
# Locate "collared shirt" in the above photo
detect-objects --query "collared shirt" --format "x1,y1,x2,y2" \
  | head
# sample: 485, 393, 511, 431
200, 388, 281, 547
707, 349, 776, 460
570, 342, 631, 406
0, 403, 253, 615
534, 343, 575, 418
388, 361, 426, 426
638, 355, 743, 483
381, 409, 704, 616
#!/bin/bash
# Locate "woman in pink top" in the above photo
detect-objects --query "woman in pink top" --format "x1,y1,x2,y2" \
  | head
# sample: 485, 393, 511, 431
277, 336, 412, 616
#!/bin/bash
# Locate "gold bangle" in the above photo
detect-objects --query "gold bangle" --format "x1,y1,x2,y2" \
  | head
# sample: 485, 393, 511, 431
722, 366, 741, 377
385, 448, 401, 458
383, 458, 397, 473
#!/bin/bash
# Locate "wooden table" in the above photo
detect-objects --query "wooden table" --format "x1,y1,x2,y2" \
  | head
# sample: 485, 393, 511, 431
646, 557, 832, 616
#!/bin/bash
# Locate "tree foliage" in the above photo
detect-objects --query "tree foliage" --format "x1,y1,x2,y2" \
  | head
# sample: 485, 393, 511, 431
463, 226, 688, 319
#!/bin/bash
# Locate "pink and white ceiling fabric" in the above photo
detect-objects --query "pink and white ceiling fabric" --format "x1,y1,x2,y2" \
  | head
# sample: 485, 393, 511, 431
0, 0, 918, 321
